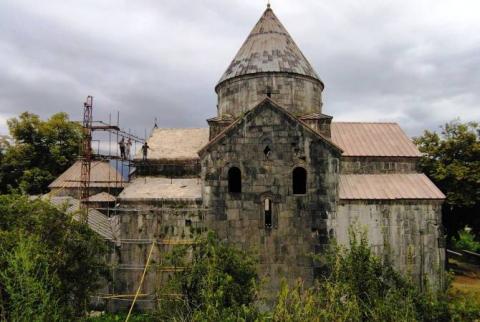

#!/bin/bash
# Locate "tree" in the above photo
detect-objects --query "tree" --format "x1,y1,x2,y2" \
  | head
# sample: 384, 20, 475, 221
0, 112, 82, 194
0, 194, 109, 320
414, 120, 480, 236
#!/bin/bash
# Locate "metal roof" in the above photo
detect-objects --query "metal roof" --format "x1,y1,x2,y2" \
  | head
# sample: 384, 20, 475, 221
48, 161, 125, 188
339, 174, 445, 200
118, 177, 202, 201
135, 128, 210, 161
47, 196, 115, 240
331, 122, 422, 157
217, 6, 320, 86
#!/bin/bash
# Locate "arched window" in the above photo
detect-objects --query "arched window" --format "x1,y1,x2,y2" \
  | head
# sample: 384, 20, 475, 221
264, 198, 272, 228
292, 167, 307, 194
228, 167, 241, 193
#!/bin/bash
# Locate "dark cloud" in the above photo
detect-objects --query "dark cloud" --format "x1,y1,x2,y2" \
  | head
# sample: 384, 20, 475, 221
0, 0, 478, 138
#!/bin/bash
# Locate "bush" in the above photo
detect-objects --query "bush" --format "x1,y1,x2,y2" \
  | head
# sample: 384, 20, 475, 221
271, 229, 480, 322
452, 226, 480, 253
0, 236, 63, 321
156, 231, 263, 321
0, 194, 109, 320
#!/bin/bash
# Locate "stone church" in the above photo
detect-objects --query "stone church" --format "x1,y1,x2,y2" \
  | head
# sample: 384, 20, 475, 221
51, 5, 446, 309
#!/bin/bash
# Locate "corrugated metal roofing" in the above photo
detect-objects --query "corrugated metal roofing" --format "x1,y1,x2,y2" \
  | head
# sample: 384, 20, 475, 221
135, 128, 210, 161
331, 122, 422, 157
47, 196, 115, 240
339, 174, 445, 200
218, 7, 320, 85
48, 161, 125, 188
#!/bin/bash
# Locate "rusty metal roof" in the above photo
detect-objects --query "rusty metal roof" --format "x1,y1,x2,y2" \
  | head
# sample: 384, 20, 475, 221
331, 122, 422, 157
217, 7, 321, 86
47, 196, 115, 240
339, 174, 445, 200
48, 161, 125, 188
135, 128, 210, 161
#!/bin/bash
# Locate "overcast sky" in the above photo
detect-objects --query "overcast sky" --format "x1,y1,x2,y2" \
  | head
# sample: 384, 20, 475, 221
1, 0, 479, 138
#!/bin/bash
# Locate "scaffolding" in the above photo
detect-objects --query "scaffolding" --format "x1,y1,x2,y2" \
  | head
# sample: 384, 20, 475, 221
77, 96, 144, 222
75, 96, 206, 311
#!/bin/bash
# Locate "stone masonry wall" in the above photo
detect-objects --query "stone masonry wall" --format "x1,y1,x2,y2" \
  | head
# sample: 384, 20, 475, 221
340, 156, 419, 174
333, 200, 445, 288
216, 73, 323, 118
201, 102, 340, 298
107, 199, 206, 311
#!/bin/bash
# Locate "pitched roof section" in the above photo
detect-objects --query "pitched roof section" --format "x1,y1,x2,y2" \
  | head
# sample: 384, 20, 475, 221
118, 177, 202, 201
135, 128, 209, 161
139, 121, 421, 160
217, 7, 321, 86
87, 192, 116, 202
48, 161, 125, 189
331, 123, 422, 157
199, 98, 342, 156
47, 196, 115, 240
339, 174, 445, 200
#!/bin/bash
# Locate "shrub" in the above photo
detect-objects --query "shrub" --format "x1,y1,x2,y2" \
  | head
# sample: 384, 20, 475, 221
452, 226, 480, 253
0, 194, 109, 320
156, 231, 263, 321
0, 235, 63, 321
271, 229, 480, 322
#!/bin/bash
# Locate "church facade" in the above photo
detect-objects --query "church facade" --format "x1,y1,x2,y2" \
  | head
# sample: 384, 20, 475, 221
99, 6, 445, 309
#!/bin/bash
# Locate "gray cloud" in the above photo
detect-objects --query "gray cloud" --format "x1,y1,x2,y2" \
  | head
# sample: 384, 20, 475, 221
0, 0, 479, 138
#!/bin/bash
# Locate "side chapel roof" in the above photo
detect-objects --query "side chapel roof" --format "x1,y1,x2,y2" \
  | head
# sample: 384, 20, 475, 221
339, 174, 445, 200
48, 161, 125, 189
331, 123, 422, 157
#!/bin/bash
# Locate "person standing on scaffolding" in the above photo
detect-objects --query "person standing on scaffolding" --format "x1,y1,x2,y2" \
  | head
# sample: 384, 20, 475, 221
141, 142, 150, 161
125, 138, 132, 160
119, 137, 126, 159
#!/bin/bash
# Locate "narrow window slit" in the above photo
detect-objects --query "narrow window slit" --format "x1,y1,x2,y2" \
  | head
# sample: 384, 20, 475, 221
264, 198, 272, 228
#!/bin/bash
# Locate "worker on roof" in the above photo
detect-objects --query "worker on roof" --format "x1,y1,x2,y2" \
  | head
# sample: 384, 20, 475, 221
126, 138, 132, 160
141, 142, 150, 161
119, 137, 126, 159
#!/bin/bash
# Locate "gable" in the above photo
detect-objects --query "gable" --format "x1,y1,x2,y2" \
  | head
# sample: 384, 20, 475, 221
199, 98, 342, 157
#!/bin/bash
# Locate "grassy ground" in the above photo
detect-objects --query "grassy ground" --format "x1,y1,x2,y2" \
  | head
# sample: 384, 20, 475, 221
449, 257, 480, 303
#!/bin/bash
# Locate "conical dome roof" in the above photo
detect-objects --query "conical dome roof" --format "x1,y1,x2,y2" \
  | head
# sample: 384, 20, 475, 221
217, 6, 322, 86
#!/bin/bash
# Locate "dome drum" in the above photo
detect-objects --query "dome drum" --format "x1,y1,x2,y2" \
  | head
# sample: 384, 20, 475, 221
217, 72, 323, 118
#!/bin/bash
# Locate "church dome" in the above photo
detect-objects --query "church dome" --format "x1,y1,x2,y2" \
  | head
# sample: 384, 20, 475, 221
215, 6, 324, 118
217, 6, 323, 87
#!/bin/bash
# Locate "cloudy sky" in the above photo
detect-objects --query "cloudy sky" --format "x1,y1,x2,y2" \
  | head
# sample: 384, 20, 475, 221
1, 0, 479, 138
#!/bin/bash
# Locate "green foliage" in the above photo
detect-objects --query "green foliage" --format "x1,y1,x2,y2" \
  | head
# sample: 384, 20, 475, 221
0, 194, 109, 320
452, 226, 480, 252
0, 236, 63, 321
271, 230, 480, 322
414, 120, 480, 235
0, 112, 82, 194
84, 312, 155, 321
156, 231, 262, 321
